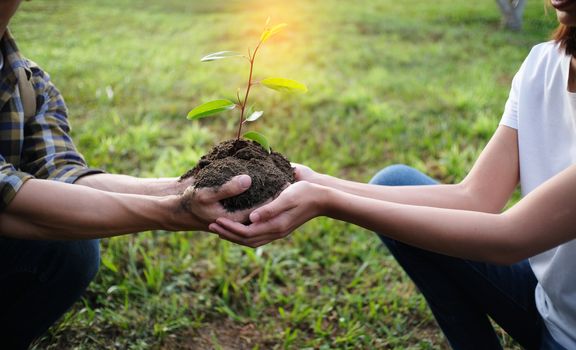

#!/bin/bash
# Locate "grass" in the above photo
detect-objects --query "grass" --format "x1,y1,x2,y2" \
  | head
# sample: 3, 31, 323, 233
11, 0, 557, 349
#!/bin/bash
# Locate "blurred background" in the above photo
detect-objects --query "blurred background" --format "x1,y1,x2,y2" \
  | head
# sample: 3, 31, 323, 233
12, 0, 556, 349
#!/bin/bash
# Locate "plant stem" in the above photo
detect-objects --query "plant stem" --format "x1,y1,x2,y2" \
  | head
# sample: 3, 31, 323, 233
236, 41, 262, 140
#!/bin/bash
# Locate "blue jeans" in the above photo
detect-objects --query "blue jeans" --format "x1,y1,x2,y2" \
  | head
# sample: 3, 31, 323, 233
370, 164, 566, 350
0, 237, 100, 349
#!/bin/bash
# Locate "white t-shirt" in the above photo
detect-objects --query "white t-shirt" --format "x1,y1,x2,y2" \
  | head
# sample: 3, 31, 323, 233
500, 40, 576, 348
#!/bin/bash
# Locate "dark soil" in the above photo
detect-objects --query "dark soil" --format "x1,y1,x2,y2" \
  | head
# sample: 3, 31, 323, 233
180, 139, 294, 212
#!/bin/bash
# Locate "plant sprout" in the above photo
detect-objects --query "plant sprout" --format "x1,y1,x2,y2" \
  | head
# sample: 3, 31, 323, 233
186, 19, 307, 152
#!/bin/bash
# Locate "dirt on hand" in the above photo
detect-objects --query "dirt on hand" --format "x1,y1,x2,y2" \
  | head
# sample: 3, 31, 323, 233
180, 139, 294, 212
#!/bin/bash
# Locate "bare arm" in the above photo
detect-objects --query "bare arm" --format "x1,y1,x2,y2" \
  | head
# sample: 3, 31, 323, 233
303, 125, 519, 213
0, 175, 251, 240
211, 161, 576, 265
211, 126, 573, 263
324, 159, 576, 264
75, 173, 192, 196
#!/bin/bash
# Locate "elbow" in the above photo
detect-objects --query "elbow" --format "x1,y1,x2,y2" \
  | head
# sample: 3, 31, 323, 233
483, 235, 532, 266
490, 241, 541, 266
478, 240, 526, 265
485, 251, 525, 266
475, 215, 532, 266
458, 181, 507, 214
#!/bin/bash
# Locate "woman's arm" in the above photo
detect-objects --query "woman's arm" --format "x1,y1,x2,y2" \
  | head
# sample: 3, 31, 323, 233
302, 125, 519, 213
0, 175, 251, 240
211, 161, 576, 265
210, 125, 576, 262
325, 159, 576, 264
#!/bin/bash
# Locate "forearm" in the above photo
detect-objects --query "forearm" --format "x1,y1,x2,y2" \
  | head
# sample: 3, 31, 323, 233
209, 181, 520, 255
308, 127, 519, 214
0, 179, 195, 240
322, 162, 576, 265
75, 173, 190, 196
323, 187, 516, 264
313, 174, 487, 212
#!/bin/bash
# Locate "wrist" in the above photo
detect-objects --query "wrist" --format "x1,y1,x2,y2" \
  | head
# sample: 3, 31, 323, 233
157, 194, 201, 231
317, 185, 343, 218
309, 183, 336, 217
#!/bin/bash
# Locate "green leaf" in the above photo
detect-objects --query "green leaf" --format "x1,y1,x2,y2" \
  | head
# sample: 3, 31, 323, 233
260, 77, 308, 93
200, 51, 244, 62
187, 99, 236, 120
243, 131, 271, 153
245, 110, 263, 122
260, 23, 287, 43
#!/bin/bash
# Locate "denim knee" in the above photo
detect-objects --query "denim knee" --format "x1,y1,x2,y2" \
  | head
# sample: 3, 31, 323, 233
78, 239, 101, 287
71, 240, 100, 289
369, 164, 437, 187
369, 164, 436, 249
45, 239, 100, 290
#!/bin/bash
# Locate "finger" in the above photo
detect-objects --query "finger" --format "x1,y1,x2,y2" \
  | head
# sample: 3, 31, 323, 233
210, 223, 245, 242
291, 165, 303, 180
218, 232, 248, 246
214, 218, 258, 237
246, 235, 285, 245
216, 217, 284, 238
200, 175, 251, 202
210, 222, 255, 239
216, 217, 294, 245
209, 222, 233, 236
228, 207, 256, 224
247, 239, 275, 248
291, 164, 310, 180
210, 223, 261, 246
216, 226, 281, 247
212, 219, 284, 243
249, 198, 293, 223
223, 235, 274, 248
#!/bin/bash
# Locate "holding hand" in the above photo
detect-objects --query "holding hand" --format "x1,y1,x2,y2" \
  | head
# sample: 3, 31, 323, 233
292, 163, 320, 182
178, 175, 254, 230
209, 181, 329, 247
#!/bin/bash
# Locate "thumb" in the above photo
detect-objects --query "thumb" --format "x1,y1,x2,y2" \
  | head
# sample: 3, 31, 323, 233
250, 199, 284, 223
212, 174, 251, 201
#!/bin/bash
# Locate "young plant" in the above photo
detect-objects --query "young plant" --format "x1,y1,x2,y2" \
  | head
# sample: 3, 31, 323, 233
186, 20, 307, 152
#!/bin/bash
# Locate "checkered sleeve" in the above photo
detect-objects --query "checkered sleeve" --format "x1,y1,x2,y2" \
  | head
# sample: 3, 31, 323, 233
20, 65, 104, 183
0, 154, 34, 210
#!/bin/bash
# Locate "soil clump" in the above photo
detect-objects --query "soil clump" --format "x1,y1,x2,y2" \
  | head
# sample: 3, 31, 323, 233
180, 139, 294, 212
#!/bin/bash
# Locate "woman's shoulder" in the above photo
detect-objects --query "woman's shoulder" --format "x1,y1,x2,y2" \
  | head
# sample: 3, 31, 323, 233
526, 40, 563, 61
515, 40, 566, 76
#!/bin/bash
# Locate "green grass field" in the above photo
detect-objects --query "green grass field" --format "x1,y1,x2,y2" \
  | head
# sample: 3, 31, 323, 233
12, 0, 557, 349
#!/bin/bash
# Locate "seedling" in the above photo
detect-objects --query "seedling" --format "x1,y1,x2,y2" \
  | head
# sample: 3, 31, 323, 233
186, 19, 307, 152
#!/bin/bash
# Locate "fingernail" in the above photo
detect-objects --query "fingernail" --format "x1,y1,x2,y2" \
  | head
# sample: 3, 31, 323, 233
238, 175, 251, 189
250, 212, 261, 223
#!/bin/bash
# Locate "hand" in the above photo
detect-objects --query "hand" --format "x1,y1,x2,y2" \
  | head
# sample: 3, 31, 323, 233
175, 175, 195, 194
292, 163, 319, 182
208, 181, 327, 247
179, 175, 253, 230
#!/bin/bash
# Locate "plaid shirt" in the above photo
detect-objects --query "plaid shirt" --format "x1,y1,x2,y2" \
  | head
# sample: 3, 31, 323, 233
0, 30, 102, 211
